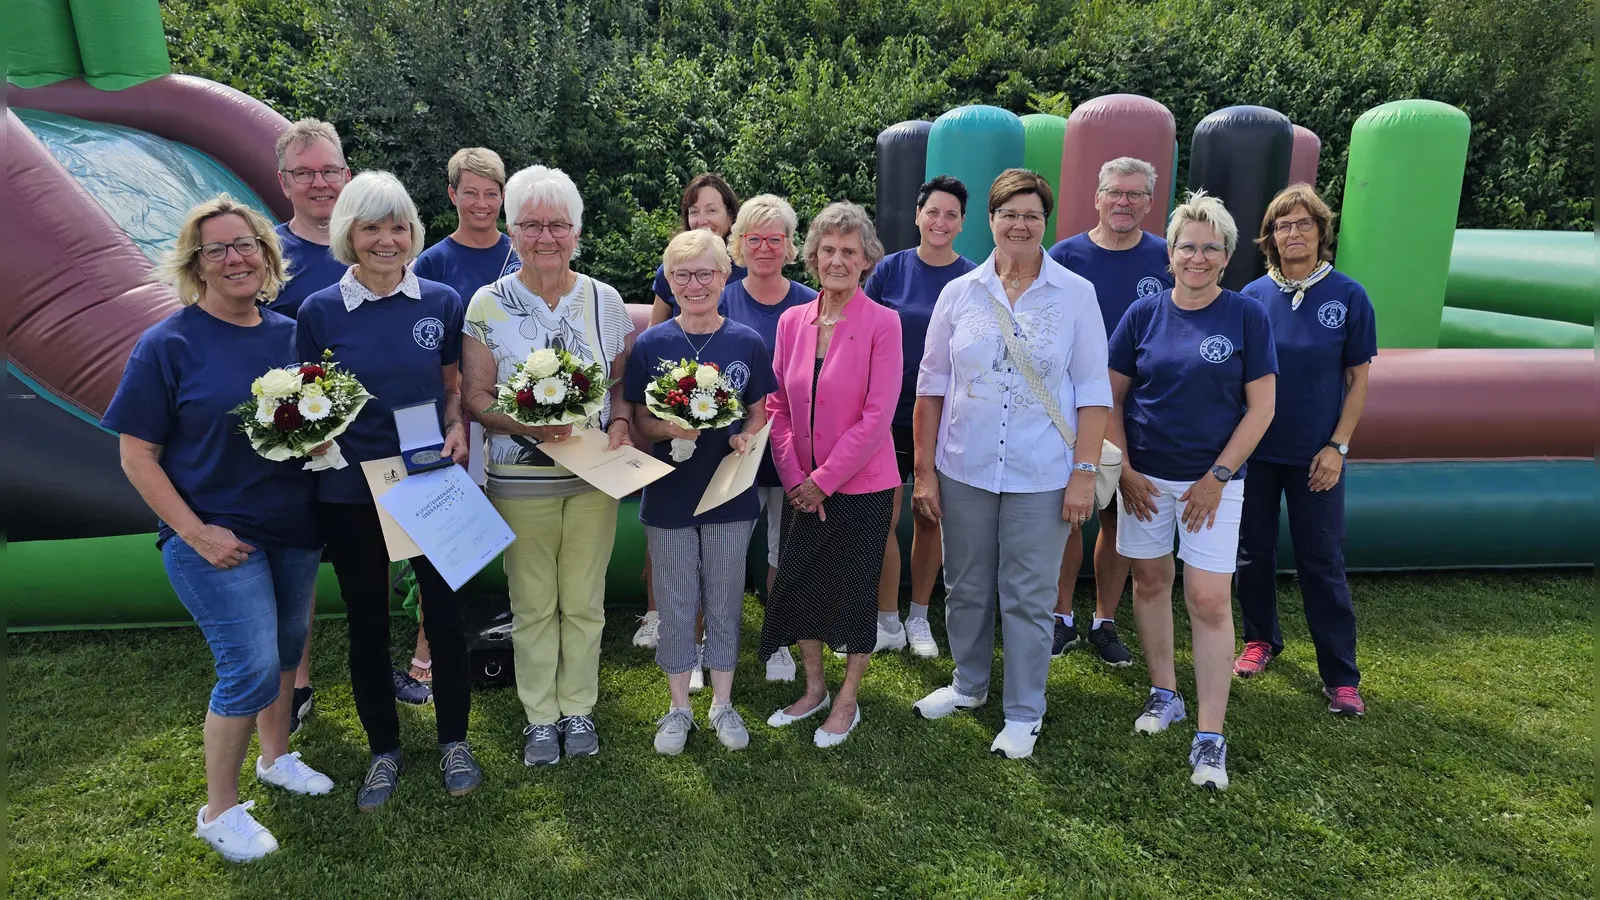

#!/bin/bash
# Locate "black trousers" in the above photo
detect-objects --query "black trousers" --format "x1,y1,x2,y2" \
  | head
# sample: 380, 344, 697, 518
318, 501, 470, 754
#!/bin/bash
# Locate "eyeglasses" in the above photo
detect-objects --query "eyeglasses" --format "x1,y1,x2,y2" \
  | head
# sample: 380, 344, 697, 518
1174, 242, 1227, 259
994, 210, 1045, 227
670, 269, 720, 286
282, 167, 347, 185
198, 237, 263, 262
1273, 217, 1317, 236
743, 234, 786, 249
1100, 189, 1151, 203
514, 220, 574, 238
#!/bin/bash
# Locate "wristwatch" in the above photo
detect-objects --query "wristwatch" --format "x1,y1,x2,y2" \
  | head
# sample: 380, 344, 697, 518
1326, 440, 1348, 456
1072, 462, 1100, 475
1210, 464, 1233, 483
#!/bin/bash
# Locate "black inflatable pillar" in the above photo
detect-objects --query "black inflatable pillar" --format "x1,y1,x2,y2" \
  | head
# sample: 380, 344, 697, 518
874, 120, 933, 255
1187, 106, 1292, 290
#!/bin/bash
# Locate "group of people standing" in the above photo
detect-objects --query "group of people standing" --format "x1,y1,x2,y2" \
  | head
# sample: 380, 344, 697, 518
102, 116, 1376, 863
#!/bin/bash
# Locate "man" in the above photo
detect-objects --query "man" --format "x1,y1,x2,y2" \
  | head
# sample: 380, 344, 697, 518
268, 119, 351, 319
1045, 157, 1173, 667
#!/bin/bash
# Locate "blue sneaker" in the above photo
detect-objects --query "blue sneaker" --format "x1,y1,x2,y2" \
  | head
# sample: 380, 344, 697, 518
392, 668, 432, 706
1190, 735, 1229, 791
357, 751, 403, 812
439, 741, 482, 797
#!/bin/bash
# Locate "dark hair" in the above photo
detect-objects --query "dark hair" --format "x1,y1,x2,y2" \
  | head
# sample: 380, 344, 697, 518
916, 175, 969, 214
987, 168, 1055, 219
678, 174, 741, 235
1256, 183, 1336, 271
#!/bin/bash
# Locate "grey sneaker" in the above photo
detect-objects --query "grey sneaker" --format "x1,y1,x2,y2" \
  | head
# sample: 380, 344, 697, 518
709, 705, 750, 750
653, 708, 695, 756
356, 751, 403, 812
522, 722, 561, 767
439, 741, 482, 797
559, 714, 600, 758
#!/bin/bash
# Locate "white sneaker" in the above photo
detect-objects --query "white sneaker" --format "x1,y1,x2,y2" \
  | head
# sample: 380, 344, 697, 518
904, 616, 939, 658
632, 611, 660, 648
1190, 735, 1230, 791
256, 752, 334, 796
653, 708, 695, 756
990, 718, 1043, 759
765, 647, 796, 682
688, 643, 705, 694
1134, 689, 1187, 734
194, 801, 278, 863
873, 620, 908, 653
913, 685, 986, 719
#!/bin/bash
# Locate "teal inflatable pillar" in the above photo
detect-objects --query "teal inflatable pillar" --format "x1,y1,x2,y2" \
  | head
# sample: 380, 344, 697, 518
926, 105, 1024, 261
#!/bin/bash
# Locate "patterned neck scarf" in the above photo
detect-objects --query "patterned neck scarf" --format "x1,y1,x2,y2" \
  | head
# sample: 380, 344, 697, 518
1266, 260, 1333, 310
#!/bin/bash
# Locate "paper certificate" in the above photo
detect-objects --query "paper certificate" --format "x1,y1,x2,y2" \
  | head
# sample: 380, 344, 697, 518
377, 464, 517, 591
535, 426, 674, 499
695, 421, 772, 515
360, 457, 424, 561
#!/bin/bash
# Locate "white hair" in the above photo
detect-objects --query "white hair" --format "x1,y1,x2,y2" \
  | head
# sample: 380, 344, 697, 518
1166, 189, 1239, 254
505, 165, 584, 231
329, 171, 425, 265
1098, 157, 1158, 194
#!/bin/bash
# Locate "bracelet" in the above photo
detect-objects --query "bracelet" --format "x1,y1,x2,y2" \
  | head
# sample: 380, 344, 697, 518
609, 417, 631, 428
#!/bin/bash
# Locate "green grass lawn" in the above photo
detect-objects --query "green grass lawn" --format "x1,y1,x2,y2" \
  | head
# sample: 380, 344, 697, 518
8, 572, 1591, 899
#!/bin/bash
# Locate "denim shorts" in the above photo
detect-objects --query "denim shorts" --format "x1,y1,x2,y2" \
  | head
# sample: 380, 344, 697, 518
162, 537, 322, 717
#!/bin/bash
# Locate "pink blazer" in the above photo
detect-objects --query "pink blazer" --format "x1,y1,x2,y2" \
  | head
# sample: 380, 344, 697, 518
768, 288, 903, 496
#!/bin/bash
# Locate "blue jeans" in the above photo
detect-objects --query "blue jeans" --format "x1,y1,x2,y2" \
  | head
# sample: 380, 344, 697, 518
163, 537, 322, 717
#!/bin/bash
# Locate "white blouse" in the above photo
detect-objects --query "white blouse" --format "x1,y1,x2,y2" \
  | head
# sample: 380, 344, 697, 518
916, 248, 1112, 494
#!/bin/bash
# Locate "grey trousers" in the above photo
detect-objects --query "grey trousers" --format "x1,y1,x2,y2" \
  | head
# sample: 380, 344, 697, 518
939, 473, 1071, 722
645, 520, 756, 675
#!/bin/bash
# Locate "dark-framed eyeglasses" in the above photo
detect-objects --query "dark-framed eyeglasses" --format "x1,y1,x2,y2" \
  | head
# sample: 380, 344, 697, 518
670, 269, 719, 286
515, 220, 574, 239
282, 167, 348, 185
1100, 189, 1151, 203
1273, 217, 1317, 236
198, 237, 263, 262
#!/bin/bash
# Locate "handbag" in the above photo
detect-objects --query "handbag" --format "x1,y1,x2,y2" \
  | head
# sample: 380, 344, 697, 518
987, 294, 1122, 509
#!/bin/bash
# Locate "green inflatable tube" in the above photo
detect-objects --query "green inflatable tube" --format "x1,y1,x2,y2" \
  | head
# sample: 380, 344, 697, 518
1336, 100, 1471, 349
1446, 229, 1597, 327
1439, 306, 1594, 349
69, 0, 170, 90
925, 105, 1025, 262
7, 0, 84, 87
1019, 114, 1067, 241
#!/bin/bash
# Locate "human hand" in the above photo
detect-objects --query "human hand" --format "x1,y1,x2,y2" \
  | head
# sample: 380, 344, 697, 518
188, 524, 257, 570
1120, 469, 1160, 522
1177, 475, 1224, 532
1308, 446, 1344, 492
1063, 471, 1095, 525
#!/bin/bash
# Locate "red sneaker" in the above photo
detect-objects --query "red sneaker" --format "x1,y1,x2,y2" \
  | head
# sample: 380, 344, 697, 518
1232, 641, 1276, 678
1325, 686, 1366, 717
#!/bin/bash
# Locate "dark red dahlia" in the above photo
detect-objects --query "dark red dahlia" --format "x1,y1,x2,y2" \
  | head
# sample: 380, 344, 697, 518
570, 371, 591, 393
273, 403, 303, 430
677, 376, 697, 392
516, 389, 536, 409
298, 364, 325, 383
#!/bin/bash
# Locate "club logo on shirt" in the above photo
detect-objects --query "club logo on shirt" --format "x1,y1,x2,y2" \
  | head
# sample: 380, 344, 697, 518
413, 317, 446, 350
721, 361, 752, 393
502, 258, 522, 277
1317, 300, 1347, 329
1199, 334, 1235, 364
1136, 276, 1164, 298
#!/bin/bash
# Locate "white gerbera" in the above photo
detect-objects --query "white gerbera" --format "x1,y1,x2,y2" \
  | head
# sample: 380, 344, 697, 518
298, 394, 332, 421
258, 368, 301, 399
670, 366, 690, 381
693, 365, 720, 389
688, 390, 718, 421
526, 348, 561, 378
533, 376, 567, 405
255, 400, 276, 426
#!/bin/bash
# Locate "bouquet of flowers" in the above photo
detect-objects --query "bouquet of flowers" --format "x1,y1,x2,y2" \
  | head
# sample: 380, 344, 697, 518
643, 358, 744, 461
232, 349, 370, 470
487, 347, 614, 427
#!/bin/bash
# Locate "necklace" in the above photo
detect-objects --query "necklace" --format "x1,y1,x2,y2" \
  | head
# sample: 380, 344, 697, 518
675, 316, 720, 360
817, 302, 847, 327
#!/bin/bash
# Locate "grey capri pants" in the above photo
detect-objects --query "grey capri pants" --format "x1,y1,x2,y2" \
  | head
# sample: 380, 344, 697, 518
645, 519, 756, 674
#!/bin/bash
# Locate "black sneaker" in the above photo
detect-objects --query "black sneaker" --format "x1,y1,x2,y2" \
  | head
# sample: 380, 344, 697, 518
1087, 621, 1133, 667
1050, 619, 1081, 658
356, 751, 403, 812
289, 685, 314, 735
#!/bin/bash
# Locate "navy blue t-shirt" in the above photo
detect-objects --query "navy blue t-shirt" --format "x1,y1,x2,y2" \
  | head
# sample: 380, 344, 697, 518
653, 262, 748, 313
1243, 270, 1378, 466
1047, 232, 1172, 339
101, 305, 319, 549
294, 275, 465, 503
722, 277, 817, 486
623, 318, 777, 528
267, 223, 347, 319
1108, 289, 1279, 482
414, 234, 521, 308
862, 247, 978, 426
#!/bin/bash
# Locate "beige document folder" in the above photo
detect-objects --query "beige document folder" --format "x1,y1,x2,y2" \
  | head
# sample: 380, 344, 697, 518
361, 456, 424, 561
536, 426, 674, 500
695, 421, 772, 516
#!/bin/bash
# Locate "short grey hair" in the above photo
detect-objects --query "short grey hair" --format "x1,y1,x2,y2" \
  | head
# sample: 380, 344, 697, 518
1165, 189, 1239, 255
275, 118, 344, 170
505, 165, 584, 231
802, 201, 885, 285
329, 171, 426, 266
1097, 157, 1158, 195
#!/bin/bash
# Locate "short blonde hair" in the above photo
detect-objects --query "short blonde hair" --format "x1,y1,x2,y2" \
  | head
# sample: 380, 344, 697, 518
274, 118, 344, 170
1166, 189, 1239, 255
728, 194, 800, 266
663, 229, 732, 276
329, 172, 426, 266
157, 195, 286, 306
448, 147, 506, 189
802, 202, 885, 285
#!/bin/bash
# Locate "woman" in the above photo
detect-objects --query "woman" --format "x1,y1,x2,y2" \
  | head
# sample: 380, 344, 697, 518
461, 165, 635, 768
759, 202, 901, 748
295, 172, 479, 811
1107, 190, 1277, 791
864, 174, 977, 659
722, 193, 817, 682
103, 195, 333, 862
910, 169, 1111, 761
625, 230, 776, 754
1236, 184, 1376, 717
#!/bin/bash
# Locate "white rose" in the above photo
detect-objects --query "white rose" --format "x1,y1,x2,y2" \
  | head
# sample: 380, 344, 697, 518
670, 366, 690, 381
258, 368, 301, 399
254, 400, 276, 426
526, 348, 560, 378
694, 365, 720, 389
299, 381, 324, 399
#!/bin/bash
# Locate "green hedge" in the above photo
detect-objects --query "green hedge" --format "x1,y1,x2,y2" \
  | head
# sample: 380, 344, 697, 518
161, 0, 1593, 302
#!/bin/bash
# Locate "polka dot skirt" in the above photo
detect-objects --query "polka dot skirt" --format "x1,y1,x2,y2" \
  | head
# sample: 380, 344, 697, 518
758, 487, 895, 657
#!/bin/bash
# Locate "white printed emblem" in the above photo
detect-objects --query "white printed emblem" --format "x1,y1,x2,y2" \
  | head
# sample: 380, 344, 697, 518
413, 317, 445, 350
1136, 276, 1164, 298
1199, 334, 1235, 364
722, 360, 752, 393
1317, 301, 1347, 329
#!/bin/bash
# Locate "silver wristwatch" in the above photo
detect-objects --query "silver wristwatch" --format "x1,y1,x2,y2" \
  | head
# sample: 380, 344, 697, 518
1073, 462, 1100, 475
